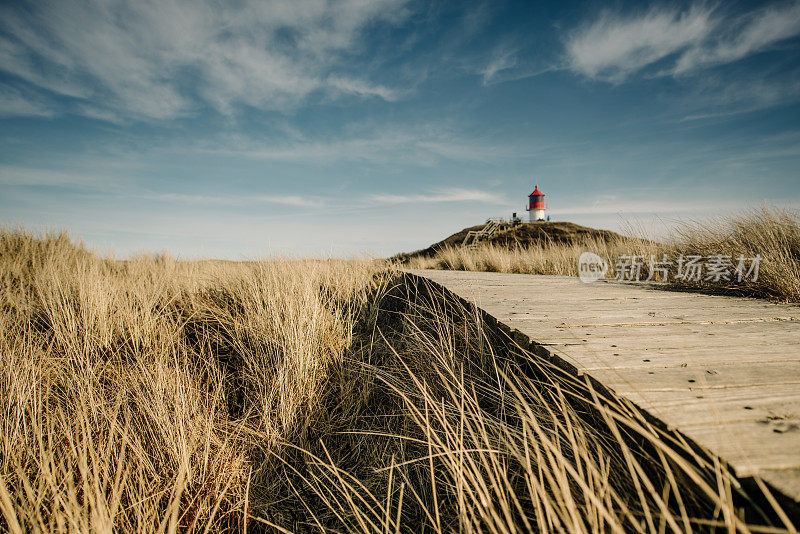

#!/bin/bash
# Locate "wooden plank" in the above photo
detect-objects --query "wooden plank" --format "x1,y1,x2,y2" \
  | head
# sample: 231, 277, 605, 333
625, 384, 800, 409
541, 344, 800, 371
679, 419, 800, 476
407, 269, 800, 501
589, 361, 800, 393
492, 309, 799, 326
460, 294, 795, 311
536, 321, 800, 346
628, 387, 800, 428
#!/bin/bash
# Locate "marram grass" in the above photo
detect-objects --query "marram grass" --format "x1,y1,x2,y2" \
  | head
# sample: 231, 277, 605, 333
0, 228, 795, 532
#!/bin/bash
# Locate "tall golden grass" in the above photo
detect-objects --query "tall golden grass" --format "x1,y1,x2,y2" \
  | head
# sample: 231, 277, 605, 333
406, 206, 800, 302
405, 236, 652, 276
0, 229, 386, 531
669, 207, 800, 301
277, 278, 796, 532
0, 228, 795, 532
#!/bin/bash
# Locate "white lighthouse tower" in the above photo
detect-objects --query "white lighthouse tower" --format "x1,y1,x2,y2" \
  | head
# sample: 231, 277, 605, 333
526, 185, 546, 222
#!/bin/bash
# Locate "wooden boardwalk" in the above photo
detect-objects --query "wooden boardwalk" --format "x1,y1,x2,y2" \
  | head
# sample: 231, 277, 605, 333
407, 269, 800, 503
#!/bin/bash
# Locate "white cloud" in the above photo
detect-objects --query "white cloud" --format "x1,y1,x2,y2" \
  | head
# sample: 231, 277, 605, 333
154, 188, 507, 209
679, 77, 800, 121
565, 5, 715, 82
551, 199, 732, 216
0, 165, 108, 187
673, 3, 800, 74
0, 0, 410, 120
152, 193, 323, 208
0, 85, 55, 118
198, 126, 522, 165
0, 163, 327, 208
481, 50, 518, 85
368, 188, 506, 204
326, 75, 400, 101
565, 2, 800, 82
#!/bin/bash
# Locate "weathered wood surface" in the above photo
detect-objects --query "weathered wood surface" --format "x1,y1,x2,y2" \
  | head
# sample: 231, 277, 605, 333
406, 269, 800, 502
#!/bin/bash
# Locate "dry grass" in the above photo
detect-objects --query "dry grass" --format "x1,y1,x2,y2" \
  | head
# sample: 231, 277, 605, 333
279, 279, 797, 532
0, 229, 386, 531
405, 236, 655, 276
406, 206, 800, 302
0, 228, 796, 532
669, 206, 800, 302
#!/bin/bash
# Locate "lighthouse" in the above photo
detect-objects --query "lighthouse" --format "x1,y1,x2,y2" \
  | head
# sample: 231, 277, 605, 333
527, 185, 546, 222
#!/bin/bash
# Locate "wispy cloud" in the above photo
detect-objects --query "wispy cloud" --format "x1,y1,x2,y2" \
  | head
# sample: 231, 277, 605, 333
0, 0, 411, 121
0, 161, 506, 211
0, 165, 107, 187
565, 5, 716, 82
152, 193, 323, 208
678, 77, 800, 122
552, 199, 729, 216
0, 85, 55, 118
481, 49, 518, 85
326, 75, 401, 101
565, 2, 800, 82
0, 163, 328, 208
673, 2, 800, 74
368, 188, 507, 204
199, 126, 522, 166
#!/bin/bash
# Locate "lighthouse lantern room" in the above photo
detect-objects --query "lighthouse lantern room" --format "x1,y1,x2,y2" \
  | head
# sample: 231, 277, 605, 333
527, 185, 546, 222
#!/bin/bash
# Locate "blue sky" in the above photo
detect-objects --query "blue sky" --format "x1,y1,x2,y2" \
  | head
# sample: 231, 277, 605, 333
1, 0, 799, 258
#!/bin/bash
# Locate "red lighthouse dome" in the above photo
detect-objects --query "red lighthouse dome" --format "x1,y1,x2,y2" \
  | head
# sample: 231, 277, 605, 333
528, 185, 545, 210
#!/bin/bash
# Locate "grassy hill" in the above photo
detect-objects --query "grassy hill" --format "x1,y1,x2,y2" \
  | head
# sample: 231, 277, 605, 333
396, 221, 624, 262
